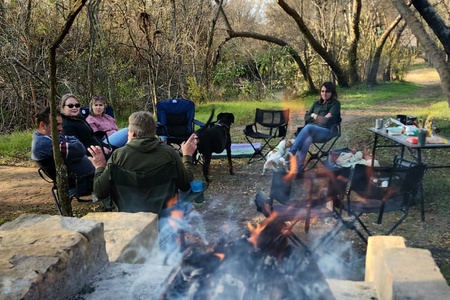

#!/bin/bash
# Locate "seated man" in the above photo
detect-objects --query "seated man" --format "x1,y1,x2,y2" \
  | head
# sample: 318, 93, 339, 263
31, 107, 95, 196
87, 111, 197, 209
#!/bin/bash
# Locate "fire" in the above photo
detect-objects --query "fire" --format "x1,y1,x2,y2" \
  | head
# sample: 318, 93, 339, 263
285, 154, 298, 181
167, 194, 185, 231
213, 252, 225, 261
166, 194, 178, 208
247, 212, 279, 249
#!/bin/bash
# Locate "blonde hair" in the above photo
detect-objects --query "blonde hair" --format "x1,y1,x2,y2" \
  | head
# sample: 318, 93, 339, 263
128, 111, 156, 137
89, 95, 107, 116
60, 93, 80, 110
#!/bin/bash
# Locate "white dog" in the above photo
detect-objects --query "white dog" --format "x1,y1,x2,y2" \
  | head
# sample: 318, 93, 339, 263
262, 139, 294, 175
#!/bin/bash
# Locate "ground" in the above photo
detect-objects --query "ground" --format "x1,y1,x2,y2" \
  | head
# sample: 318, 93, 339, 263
0, 67, 448, 283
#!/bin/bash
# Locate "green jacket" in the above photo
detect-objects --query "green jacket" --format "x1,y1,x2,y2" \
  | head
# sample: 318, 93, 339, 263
93, 136, 194, 199
304, 98, 341, 129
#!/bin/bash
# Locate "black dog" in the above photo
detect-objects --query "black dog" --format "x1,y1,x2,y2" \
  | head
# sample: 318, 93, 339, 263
196, 111, 235, 182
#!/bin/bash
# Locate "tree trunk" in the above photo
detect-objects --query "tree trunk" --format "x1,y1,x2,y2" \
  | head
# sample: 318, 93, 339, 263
227, 31, 316, 92
412, 0, 450, 60
202, 0, 223, 87
391, 0, 450, 106
367, 14, 403, 86
347, 0, 362, 85
49, 0, 88, 216
277, 0, 349, 87
215, 2, 316, 92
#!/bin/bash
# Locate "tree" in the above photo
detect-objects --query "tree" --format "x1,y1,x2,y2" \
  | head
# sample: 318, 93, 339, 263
49, 0, 89, 216
391, 0, 450, 106
412, 0, 450, 60
366, 13, 404, 85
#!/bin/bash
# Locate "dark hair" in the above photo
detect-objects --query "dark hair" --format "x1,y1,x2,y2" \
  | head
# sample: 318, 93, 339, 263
319, 81, 338, 103
35, 107, 61, 127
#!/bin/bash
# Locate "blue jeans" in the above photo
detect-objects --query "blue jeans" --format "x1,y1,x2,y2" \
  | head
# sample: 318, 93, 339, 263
289, 124, 333, 171
104, 127, 128, 148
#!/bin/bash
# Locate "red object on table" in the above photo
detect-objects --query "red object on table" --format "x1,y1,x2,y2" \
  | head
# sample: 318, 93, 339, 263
406, 136, 418, 144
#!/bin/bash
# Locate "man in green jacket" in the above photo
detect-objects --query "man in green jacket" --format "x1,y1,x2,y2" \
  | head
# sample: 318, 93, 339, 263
87, 111, 197, 211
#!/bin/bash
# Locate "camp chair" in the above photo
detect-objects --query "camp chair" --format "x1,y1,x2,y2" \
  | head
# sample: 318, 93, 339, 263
36, 158, 93, 215
155, 98, 204, 148
255, 168, 349, 249
243, 108, 290, 163
295, 121, 341, 171
108, 161, 179, 214
108, 161, 207, 251
338, 163, 427, 243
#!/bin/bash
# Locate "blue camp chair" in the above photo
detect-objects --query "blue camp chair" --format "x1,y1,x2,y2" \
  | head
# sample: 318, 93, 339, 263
156, 98, 204, 147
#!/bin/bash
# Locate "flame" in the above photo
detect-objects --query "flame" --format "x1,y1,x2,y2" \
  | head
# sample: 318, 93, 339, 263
167, 194, 179, 207
247, 212, 279, 249
214, 252, 225, 261
285, 154, 298, 181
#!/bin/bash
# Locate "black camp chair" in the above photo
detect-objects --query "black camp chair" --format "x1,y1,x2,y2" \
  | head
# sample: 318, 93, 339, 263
244, 108, 290, 163
36, 158, 93, 215
255, 168, 349, 249
338, 163, 427, 243
108, 160, 207, 250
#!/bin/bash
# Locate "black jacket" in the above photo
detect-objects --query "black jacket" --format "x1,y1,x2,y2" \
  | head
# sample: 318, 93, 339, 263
61, 113, 107, 151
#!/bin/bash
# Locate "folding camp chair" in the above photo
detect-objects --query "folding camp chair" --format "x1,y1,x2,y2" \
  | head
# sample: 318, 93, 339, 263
255, 168, 349, 249
155, 98, 204, 148
108, 161, 179, 214
296, 122, 341, 171
243, 108, 290, 163
36, 158, 93, 215
338, 163, 427, 243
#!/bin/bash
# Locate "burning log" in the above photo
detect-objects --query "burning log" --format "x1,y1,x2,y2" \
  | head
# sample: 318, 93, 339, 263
160, 219, 334, 300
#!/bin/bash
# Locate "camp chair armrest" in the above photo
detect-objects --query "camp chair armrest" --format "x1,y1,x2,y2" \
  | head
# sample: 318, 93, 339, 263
193, 119, 205, 127
243, 123, 256, 135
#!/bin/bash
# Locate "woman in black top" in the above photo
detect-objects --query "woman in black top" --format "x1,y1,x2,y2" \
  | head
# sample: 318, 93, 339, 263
60, 93, 111, 156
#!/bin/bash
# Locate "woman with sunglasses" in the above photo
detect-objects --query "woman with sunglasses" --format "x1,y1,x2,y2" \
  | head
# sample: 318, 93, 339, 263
60, 93, 111, 156
288, 81, 341, 173
85, 95, 128, 148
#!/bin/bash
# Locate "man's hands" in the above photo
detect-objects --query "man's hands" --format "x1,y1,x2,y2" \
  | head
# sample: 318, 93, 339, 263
181, 134, 198, 157
88, 145, 107, 169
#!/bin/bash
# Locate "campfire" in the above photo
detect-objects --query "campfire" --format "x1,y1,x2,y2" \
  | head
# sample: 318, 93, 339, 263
159, 215, 334, 300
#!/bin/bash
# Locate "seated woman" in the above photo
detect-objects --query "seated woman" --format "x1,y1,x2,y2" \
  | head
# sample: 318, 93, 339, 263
289, 81, 341, 172
85, 95, 128, 148
60, 93, 111, 157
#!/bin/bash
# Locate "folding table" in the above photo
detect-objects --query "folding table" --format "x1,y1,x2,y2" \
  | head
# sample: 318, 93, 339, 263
368, 127, 450, 221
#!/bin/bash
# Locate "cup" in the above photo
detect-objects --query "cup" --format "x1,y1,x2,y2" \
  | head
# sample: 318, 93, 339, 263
375, 118, 383, 129
190, 180, 203, 192
418, 129, 427, 147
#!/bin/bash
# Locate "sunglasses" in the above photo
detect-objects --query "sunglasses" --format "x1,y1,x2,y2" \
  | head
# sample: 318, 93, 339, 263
65, 103, 81, 108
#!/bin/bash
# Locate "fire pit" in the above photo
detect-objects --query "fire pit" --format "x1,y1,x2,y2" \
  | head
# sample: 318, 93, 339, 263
160, 218, 334, 300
